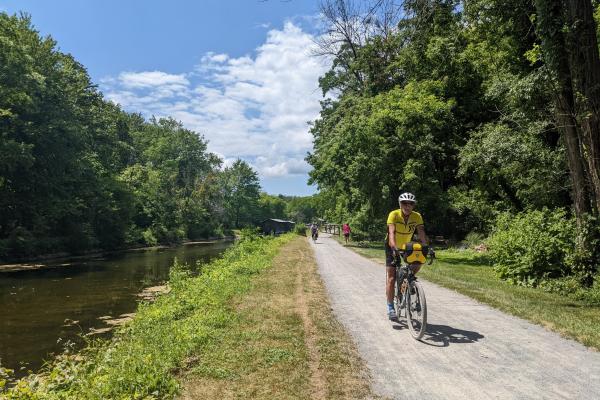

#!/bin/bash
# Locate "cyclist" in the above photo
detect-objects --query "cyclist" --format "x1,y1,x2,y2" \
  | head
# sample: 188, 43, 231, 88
385, 192, 428, 320
310, 222, 319, 241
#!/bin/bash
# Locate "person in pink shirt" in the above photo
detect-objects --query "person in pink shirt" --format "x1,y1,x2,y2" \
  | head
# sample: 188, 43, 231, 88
342, 223, 351, 244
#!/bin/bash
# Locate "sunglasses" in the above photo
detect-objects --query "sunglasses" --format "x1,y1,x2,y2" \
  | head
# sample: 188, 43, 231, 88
400, 201, 415, 206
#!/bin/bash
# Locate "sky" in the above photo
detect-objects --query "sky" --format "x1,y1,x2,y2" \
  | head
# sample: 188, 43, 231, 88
1, 0, 331, 196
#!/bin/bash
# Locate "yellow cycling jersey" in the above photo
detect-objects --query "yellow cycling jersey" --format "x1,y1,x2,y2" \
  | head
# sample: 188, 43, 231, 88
386, 210, 424, 246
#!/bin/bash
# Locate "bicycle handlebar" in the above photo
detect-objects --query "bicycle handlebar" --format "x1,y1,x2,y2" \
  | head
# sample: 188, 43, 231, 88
394, 246, 436, 265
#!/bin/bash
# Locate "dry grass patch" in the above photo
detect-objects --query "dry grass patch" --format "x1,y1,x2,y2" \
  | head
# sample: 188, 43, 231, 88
179, 236, 373, 400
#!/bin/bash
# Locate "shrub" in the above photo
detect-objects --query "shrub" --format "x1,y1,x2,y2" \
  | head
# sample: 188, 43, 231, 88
462, 231, 485, 248
142, 228, 158, 246
0, 239, 9, 261
538, 274, 600, 305
64, 223, 98, 254
294, 225, 307, 236
239, 227, 261, 240
486, 209, 575, 286
566, 213, 600, 287
348, 229, 369, 243
6, 227, 35, 258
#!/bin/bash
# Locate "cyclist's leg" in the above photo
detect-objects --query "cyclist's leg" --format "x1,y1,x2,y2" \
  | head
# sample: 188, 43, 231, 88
410, 262, 423, 275
386, 266, 396, 303
384, 242, 398, 319
385, 242, 396, 303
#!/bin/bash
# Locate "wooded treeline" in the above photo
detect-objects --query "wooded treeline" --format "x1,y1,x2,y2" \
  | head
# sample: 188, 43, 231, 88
308, 0, 600, 288
0, 14, 318, 261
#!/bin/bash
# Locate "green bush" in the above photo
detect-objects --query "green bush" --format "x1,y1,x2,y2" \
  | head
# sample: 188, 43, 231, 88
487, 209, 575, 286
293, 225, 307, 236
0, 239, 9, 261
462, 231, 485, 248
142, 228, 158, 246
64, 223, 98, 254
566, 214, 600, 287
538, 274, 600, 305
348, 229, 369, 243
6, 227, 35, 258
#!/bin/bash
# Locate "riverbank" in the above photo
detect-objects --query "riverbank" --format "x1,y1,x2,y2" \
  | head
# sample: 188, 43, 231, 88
0, 237, 236, 273
1, 234, 373, 399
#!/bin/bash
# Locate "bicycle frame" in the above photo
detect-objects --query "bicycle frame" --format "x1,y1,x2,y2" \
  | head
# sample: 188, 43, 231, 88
394, 262, 418, 318
393, 248, 433, 340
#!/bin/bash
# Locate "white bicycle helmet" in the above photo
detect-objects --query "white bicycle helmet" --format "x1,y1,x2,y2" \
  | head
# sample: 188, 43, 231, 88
398, 192, 416, 204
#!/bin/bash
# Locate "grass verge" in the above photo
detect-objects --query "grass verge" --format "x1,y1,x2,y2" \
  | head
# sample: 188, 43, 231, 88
2, 234, 292, 399
179, 236, 373, 400
333, 236, 600, 351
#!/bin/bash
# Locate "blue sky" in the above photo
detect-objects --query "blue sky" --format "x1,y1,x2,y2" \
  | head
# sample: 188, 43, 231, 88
2, 0, 329, 196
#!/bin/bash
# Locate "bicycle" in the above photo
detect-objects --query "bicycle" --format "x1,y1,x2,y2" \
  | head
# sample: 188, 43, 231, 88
393, 245, 435, 340
311, 229, 318, 242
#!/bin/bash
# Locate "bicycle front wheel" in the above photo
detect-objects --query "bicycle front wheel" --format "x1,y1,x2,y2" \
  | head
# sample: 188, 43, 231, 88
406, 280, 427, 340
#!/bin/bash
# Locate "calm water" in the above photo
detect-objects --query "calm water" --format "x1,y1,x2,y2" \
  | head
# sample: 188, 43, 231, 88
0, 240, 232, 377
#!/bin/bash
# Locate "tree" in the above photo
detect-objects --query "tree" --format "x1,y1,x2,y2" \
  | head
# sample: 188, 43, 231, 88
532, 0, 600, 284
220, 160, 261, 228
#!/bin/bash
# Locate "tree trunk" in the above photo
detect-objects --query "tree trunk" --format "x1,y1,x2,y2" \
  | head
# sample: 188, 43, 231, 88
564, 0, 600, 215
533, 0, 591, 222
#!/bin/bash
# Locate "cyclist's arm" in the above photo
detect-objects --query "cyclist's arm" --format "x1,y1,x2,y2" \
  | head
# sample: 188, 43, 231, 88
416, 225, 428, 246
388, 224, 396, 249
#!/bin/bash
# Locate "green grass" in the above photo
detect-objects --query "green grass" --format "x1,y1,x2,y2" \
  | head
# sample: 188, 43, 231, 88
333, 236, 600, 351
2, 234, 294, 399
179, 236, 372, 399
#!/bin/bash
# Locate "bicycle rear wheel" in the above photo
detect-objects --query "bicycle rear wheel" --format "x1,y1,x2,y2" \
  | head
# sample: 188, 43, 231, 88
406, 280, 427, 340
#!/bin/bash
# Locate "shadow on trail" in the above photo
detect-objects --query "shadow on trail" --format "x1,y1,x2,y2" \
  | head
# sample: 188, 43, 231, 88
391, 320, 483, 347
391, 319, 408, 330
421, 323, 484, 347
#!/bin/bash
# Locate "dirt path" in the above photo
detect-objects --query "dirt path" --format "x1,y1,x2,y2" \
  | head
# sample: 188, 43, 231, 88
294, 246, 327, 399
311, 234, 600, 400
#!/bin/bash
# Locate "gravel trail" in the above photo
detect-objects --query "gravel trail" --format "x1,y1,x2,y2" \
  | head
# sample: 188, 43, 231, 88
310, 234, 600, 400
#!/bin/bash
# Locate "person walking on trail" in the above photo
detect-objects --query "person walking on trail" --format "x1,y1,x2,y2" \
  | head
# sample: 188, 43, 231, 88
342, 223, 351, 244
385, 192, 428, 320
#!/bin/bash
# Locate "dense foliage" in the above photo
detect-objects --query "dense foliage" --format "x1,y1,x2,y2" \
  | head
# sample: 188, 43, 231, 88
308, 0, 600, 286
0, 14, 316, 261
487, 209, 575, 285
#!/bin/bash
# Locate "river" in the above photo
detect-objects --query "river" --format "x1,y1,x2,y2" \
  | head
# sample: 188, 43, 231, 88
0, 240, 232, 379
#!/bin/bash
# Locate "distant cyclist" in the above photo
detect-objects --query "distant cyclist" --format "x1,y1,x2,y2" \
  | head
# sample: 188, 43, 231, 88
385, 192, 428, 320
310, 222, 319, 241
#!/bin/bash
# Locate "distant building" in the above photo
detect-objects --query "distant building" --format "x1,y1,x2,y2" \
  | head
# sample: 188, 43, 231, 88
261, 219, 295, 235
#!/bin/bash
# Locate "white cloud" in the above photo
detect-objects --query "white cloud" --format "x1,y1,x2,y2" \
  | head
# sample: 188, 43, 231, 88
101, 21, 331, 183
118, 71, 189, 89
255, 156, 312, 177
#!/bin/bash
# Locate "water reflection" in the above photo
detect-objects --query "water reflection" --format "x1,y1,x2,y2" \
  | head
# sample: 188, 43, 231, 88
0, 240, 231, 377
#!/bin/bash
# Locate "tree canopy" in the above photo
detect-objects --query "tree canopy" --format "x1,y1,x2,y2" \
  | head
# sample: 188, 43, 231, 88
308, 0, 600, 284
0, 13, 302, 260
